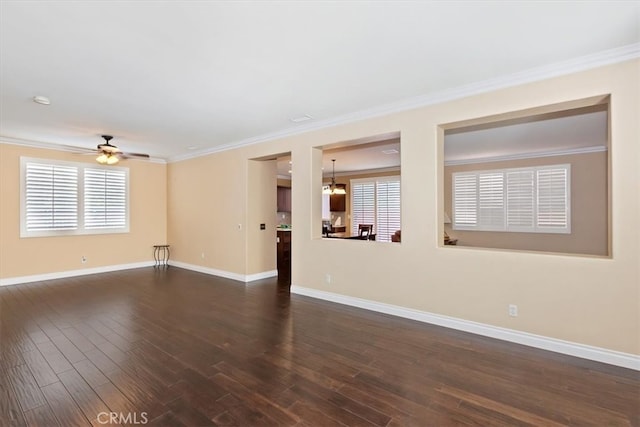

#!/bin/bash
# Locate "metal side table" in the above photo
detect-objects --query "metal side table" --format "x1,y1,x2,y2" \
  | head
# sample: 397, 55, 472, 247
153, 245, 170, 267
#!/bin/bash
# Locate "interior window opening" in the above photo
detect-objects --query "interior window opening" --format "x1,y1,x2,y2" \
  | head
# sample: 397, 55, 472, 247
441, 97, 610, 257
317, 132, 402, 243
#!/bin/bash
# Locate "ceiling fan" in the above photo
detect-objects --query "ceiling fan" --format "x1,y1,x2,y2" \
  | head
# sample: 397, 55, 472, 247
81, 135, 150, 165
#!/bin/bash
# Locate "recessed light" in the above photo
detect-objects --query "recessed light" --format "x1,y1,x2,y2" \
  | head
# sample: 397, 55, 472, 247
382, 149, 399, 154
187, 146, 198, 150
290, 115, 312, 123
33, 96, 50, 105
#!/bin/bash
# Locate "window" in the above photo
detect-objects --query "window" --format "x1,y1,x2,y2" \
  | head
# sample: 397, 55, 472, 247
23, 162, 79, 232
84, 168, 127, 229
351, 176, 400, 242
21, 157, 129, 237
453, 164, 570, 233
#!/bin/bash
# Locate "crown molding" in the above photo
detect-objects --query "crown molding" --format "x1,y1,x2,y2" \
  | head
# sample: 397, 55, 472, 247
168, 43, 639, 164
0, 137, 167, 164
444, 145, 607, 166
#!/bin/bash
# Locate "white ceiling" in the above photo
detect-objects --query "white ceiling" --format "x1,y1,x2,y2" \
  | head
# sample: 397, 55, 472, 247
277, 138, 401, 177
1, 1, 638, 161
444, 110, 608, 164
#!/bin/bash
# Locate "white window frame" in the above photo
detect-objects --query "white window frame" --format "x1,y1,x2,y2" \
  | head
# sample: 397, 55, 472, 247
452, 164, 570, 234
20, 157, 130, 238
350, 175, 401, 242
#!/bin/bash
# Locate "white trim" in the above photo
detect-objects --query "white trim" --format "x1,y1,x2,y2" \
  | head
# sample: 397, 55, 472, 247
0, 261, 154, 287
167, 43, 638, 163
290, 285, 640, 371
168, 260, 276, 283
445, 146, 607, 166
245, 270, 278, 282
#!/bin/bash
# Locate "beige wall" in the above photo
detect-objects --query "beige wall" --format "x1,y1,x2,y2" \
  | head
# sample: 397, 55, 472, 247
247, 160, 277, 275
0, 143, 167, 278
444, 152, 608, 255
167, 59, 639, 355
167, 149, 247, 274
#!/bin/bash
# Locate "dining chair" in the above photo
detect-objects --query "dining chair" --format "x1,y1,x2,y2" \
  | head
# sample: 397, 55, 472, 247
358, 224, 373, 238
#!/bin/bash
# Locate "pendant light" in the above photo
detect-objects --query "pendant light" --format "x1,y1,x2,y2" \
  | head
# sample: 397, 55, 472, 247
325, 159, 346, 195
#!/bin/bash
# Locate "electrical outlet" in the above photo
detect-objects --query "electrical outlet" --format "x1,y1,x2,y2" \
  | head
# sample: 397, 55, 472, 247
508, 304, 518, 317
201, 252, 205, 259
81, 256, 87, 264
325, 273, 332, 284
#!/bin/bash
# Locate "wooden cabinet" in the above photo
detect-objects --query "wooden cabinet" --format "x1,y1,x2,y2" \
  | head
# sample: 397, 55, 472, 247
277, 230, 291, 282
277, 186, 291, 212
329, 184, 346, 212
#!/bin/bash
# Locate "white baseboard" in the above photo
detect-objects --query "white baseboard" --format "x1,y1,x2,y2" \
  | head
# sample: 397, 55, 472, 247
0, 261, 155, 287
168, 260, 276, 283
245, 270, 278, 282
290, 285, 640, 371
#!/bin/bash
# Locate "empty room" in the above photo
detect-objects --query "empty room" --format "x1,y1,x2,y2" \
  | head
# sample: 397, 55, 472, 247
1, 1, 639, 426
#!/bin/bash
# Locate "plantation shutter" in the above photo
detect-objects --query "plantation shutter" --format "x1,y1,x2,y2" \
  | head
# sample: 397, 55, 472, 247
478, 172, 504, 229
453, 173, 477, 227
453, 164, 569, 234
506, 170, 534, 230
537, 167, 569, 231
84, 168, 127, 229
351, 181, 376, 234
24, 163, 78, 231
376, 179, 401, 242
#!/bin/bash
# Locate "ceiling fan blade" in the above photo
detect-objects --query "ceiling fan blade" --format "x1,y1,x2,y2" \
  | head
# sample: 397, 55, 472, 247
56, 144, 96, 154
120, 152, 150, 159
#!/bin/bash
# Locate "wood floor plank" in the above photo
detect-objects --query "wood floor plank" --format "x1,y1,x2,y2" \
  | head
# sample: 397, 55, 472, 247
20, 349, 59, 388
209, 372, 301, 425
34, 341, 73, 374
0, 368, 27, 427
83, 348, 119, 375
6, 364, 47, 411
49, 333, 86, 364
40, 382, 90, 427
57, 369, 112, 426
165, 396, 216, 427
0, 267, 637, 426
23, 403, 61, 427
72, 359, 110, 389
60, 327, 97, 353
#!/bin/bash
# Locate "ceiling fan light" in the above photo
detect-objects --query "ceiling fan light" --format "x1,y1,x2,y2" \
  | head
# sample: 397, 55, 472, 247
106, 155, 119, 165
96, 153, 108, 164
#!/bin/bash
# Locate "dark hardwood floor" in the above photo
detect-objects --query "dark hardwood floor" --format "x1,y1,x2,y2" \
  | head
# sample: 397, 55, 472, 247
1, 267, 638, 426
